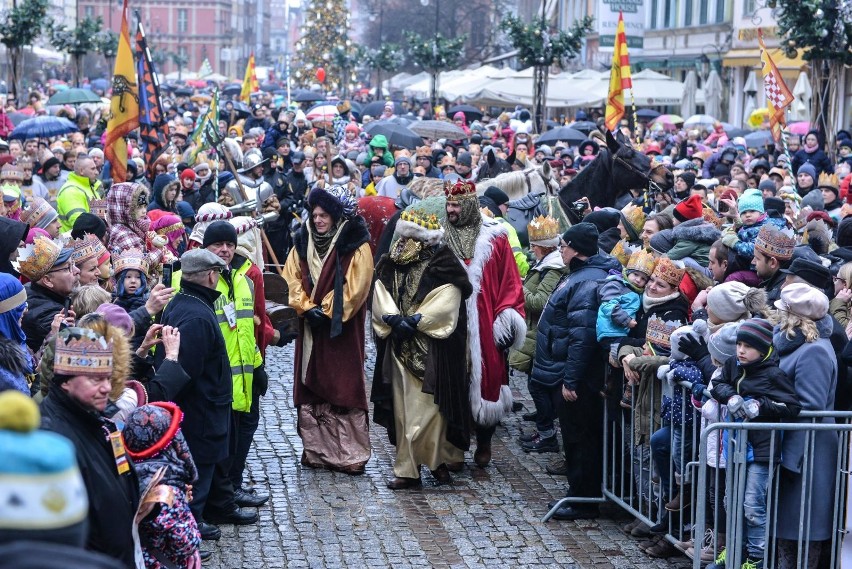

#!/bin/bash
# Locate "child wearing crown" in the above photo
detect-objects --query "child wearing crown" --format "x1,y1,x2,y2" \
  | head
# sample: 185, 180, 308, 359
112, 249, 151, 316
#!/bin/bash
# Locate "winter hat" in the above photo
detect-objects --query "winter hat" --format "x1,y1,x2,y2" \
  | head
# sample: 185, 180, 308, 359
736, 318, 774, 355
0, 391, 88, 547
668, 319, 709, 362
797, 162, 817, 181
706, 281, 766, 323
95, 303, 134, 337
201, 220, 238, 248
180, 248, 225, 274
708, 321, 739, 365
837, 217, 852, 247
122, 402, 198, 490
673, 194, 704, 222
175, 201, 195, 224
676, 171, 696, 188
39, 156, 60, 175
561, 222, 598, 257
179, 168, 196, 182
780, 257, 831, 290
649, 229, 675, 254
737, 188, 765, 214
456, 152, 472, 168
24, 227, 49, 245
307, 185, 357, 222
764, 196, 785, 216
583, 208, 621, 233
802, 188, 825, 212
70, 213, 107, 241
483, 186, 510, 206
758, 179, 777, 195
774, 282, 829, 320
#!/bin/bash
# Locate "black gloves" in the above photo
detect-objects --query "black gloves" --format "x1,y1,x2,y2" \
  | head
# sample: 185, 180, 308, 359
691, 382, 707, 400
382, 314, 404, 329
276, 326, 298, 347
679, 335, 709, 362
254, 365, 269, 397
382, 314, 421, 341
496, 333, 515, 352
304, 307, 330, 328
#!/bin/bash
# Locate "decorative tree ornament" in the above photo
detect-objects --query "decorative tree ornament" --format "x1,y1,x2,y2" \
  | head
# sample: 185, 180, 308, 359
315, 67, 326, 82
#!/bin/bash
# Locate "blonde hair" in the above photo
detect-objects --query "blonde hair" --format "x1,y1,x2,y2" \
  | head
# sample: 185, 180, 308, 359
71, 285, 112, 318
837, 262, 852, 289
773, 309, 819, 343
77, 313, 130, 400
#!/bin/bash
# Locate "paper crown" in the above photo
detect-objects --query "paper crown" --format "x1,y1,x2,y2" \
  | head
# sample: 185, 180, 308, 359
89, 198, 108, 221
702, 205, 723, 229
0, 163, 23, 182
415, 145, 432, 158
13, 236, 64, 281
626, 249, 657, 276
444, 179, 476, 201
113, 248, 149, 276
611, 239, 639, 266
53, 330, 113, 378
20, 197, 56, 229
438, 155, 457, 169
645, 315, 681, 349
71, 234, 109, 266
754, 224, 795, 260
395, 207, 445, 245
652, 256, 685, 286
620, 203, 646, 234
818, 172, 839, 190
527, 215, 560, 245
480, 206, 495, 218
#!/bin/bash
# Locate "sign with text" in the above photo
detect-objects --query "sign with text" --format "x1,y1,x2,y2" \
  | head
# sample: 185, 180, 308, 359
597, 0, 646, 54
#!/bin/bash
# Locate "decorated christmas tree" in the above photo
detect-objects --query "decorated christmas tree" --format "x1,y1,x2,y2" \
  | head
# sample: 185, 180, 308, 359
292, 0, 352, 91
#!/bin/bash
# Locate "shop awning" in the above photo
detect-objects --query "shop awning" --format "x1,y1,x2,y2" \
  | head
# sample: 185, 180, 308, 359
722, 48, 807, 70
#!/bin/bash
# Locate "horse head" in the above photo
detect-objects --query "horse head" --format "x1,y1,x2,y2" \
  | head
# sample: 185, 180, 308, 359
537, 160, 561, 196
605, 130, 674, 196
476, 149, 512, 182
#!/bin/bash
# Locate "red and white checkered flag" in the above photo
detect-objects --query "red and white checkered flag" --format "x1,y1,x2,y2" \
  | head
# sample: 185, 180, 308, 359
758, 29, 794, 142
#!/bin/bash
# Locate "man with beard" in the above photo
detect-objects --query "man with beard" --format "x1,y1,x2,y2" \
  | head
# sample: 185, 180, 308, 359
19, 156, 48, 202
753, 224, 796, 303
371, 201, 473, 489
443, 179, 526, 467
376, 155, 414, 198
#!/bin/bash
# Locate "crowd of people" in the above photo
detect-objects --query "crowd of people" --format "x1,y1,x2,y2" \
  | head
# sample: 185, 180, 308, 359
0, 83, 850, 569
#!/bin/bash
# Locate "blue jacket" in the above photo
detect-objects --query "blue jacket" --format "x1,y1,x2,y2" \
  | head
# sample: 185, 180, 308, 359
596, 274, 641, 341
734, 215, 786, 261
531, 254, 621, 390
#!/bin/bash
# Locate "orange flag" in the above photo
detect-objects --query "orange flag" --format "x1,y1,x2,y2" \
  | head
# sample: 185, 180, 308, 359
758, 29, 794, 143
240, 52, 259, 103
104, 0, 139, 184
604, 12, 633, 132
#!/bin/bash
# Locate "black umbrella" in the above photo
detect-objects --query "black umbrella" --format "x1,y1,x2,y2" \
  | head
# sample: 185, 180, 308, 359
726, 127, 751, 139
569, 120, 598, 134
219, 101, 250, 122
636, 109, 661, 120
294, 91, 325, 103
222, 83, 243, 96
365, 123, 423, 149
447, 104, 483, 122
360, 100, 405, 118
534, 127, 586, 145
259, 82, 278, 93
174, 87, 193, 97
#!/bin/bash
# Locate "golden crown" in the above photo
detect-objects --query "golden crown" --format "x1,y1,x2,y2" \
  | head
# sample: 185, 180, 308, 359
54, 333, 113, 378
626, 249, 657, 276
20, 197, 55, 228
443, 179, 476, 201
113, 248, 149, 276
416, 145, 432, 158
611, 239, 638, 266
620, 203, 646, 232
0, 163, 23, 181
754, 225, 795, 260
13, 236, 63, 281
400, 209, 442, 230
527, 215, 560, 244
71, 234, 108, 266
818, 172, 839, 190
652, 256, 685, 286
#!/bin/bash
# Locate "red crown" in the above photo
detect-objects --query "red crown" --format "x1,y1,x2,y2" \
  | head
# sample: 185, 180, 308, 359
443, 180, 477, 201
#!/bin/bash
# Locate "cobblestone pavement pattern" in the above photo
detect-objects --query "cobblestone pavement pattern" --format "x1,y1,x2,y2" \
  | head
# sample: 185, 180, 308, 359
204, 335, 691, 569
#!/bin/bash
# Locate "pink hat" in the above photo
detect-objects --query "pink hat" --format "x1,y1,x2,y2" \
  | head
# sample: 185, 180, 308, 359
774, 282, 829, 320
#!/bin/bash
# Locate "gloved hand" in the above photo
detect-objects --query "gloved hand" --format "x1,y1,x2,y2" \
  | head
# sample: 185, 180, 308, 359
691, 382, 707, 399
392, 318, 417, 341
656, 364, 671, 382
721, 231, 739, 249
381, 314, 404, 329
305, 307, 329, 328
496, 330, 515, 351
276, 326, 297, 347
254, 365, 269, 397
404, 314, 422, 329
727, 394, 746, 420
743, 399, 760, 420
679, 335, 710, 361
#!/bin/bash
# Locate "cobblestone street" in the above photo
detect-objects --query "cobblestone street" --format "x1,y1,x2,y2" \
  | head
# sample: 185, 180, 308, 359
204, 338, 692, 569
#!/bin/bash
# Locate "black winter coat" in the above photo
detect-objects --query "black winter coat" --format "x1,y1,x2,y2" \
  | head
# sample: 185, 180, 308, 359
40, 387, 140, 567
183, 180, 217, 214
154, 280, 232, 464
711, 350, 801, 462
531, 254, 621, 390
791, 148, 833, 179
0, 217, 27, 276
22, 282, 65, 352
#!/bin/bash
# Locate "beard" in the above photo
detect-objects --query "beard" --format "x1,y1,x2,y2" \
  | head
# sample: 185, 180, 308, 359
447, 211, 459, 225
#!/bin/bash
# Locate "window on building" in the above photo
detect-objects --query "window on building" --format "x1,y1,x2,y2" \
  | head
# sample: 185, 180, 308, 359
743, 0, 756, 15
178, 46, 188, 65
699, 0, 709, 24
177, 9, 188, 33
715, 0, 726, 22
650, 0, 659, 28
684, 0, 693, 26
84, 6, 94, 18
470, 12, 485, 46
663, 0, 677, 28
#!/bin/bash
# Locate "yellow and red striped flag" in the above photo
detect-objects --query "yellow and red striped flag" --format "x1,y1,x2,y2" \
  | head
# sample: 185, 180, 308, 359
758, 29, 794, 143
240, 52, 259, 103
104, 0, 139, 183
604, 12, 633, 132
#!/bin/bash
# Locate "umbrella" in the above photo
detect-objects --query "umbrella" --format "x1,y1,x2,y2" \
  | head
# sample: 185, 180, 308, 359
259, 82, 280, 93
680, 70, 698, 118
46, 88, 102, 106
364, 123, 422, 149
447, 104, 483, 121
219, 101, 250, 122
409, 120, 467, 140
703, 69, 723, 120
10, 116, 78, 140
174, 87, 193, 97
650, 114, 684, 131
744, 130, 774, 148
7, 112, 29, 126
294, 91, 325, 103
742, 71, 758, 129
222, 83, 243, 97
636, 109, 661, 120
534, 127, 586, 145
788, 121, 813, 136
683, 114, 716, 128
792, 71, 812, 122
726, 128, 751, 138
360, 100, 405, 118
306, 104, 339, 121
89, 78, 109, 92
569, 120, 598, 134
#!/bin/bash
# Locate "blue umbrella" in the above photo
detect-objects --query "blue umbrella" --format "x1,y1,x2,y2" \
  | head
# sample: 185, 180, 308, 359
10, 116, 78, 140
89, 78, 109, 92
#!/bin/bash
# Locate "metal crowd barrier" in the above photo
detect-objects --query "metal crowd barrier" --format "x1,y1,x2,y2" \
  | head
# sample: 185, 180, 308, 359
542, 376, 852, 569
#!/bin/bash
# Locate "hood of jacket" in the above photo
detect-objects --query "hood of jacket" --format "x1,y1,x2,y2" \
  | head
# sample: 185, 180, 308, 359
532, 249, 565, 272
107, 182, 150, 232
773, 314, 834, 356
672, 218, 721, 245
369, 134, 389, 150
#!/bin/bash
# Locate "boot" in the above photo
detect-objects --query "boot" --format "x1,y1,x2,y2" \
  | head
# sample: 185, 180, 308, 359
474, 427, 494, 467
664, 486, 691, 511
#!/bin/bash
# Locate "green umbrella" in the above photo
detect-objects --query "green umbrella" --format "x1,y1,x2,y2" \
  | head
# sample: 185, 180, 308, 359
47, 88, 103, 106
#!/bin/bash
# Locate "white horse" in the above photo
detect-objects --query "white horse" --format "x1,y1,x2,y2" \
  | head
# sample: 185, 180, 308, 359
408, 162, 560, 200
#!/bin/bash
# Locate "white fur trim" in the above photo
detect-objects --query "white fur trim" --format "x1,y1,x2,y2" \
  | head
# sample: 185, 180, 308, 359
393, 218, 444, 246
493, 308, 527, 351
462, 218, 515, 427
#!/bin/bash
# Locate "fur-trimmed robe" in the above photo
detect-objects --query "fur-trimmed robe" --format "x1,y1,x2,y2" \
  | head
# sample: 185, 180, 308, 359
460, 218, 526, 426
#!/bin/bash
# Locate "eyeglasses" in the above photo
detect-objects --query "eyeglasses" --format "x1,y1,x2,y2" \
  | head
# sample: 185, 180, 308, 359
48, 263, 73, 274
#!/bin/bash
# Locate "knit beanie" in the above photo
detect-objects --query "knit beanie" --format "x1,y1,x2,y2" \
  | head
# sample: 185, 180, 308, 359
561, 222, 598, 257
801, 188, 825, 212
708, 321, 739, 366
179, 168, 196, 182
797, 162, 817, 181
201, 220, 238, 248
737, 189, 765, 214
673, 194, 704, 222
758, 179, 777, 195
95, 303, 134, 337
583, 208, 621, 232
483, 186, 510, 206
70, 212, 107, 241
677, 171, 696, 188
838, 217, 852, 248
706, 282, 766, 323
736, 318, 774, 355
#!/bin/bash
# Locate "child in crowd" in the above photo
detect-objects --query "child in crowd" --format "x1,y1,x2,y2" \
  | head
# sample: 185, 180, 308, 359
719, 189, 786, 265
708, 318, 800, 569
112, 249, 151, 315
339, 123, 365, 156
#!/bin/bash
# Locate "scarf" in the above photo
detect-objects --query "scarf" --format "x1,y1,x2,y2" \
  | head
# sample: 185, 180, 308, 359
803, 141, 820, 154
310, 220, 339, 259
444, 198, 482, 260
642, 290, 681, 311
394, 171, 414, 186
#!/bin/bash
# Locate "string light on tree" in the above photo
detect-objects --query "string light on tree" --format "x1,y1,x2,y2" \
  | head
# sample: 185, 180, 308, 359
292, 0, 351, 89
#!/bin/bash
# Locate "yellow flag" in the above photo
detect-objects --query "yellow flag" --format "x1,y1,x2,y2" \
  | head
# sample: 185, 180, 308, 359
758, 29, 794, 143
104, 0, 139, 184
240, 52, 259, 103
604, 12, 633, 132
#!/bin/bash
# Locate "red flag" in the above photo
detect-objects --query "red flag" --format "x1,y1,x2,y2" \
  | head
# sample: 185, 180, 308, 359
758, 29, 794, 143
